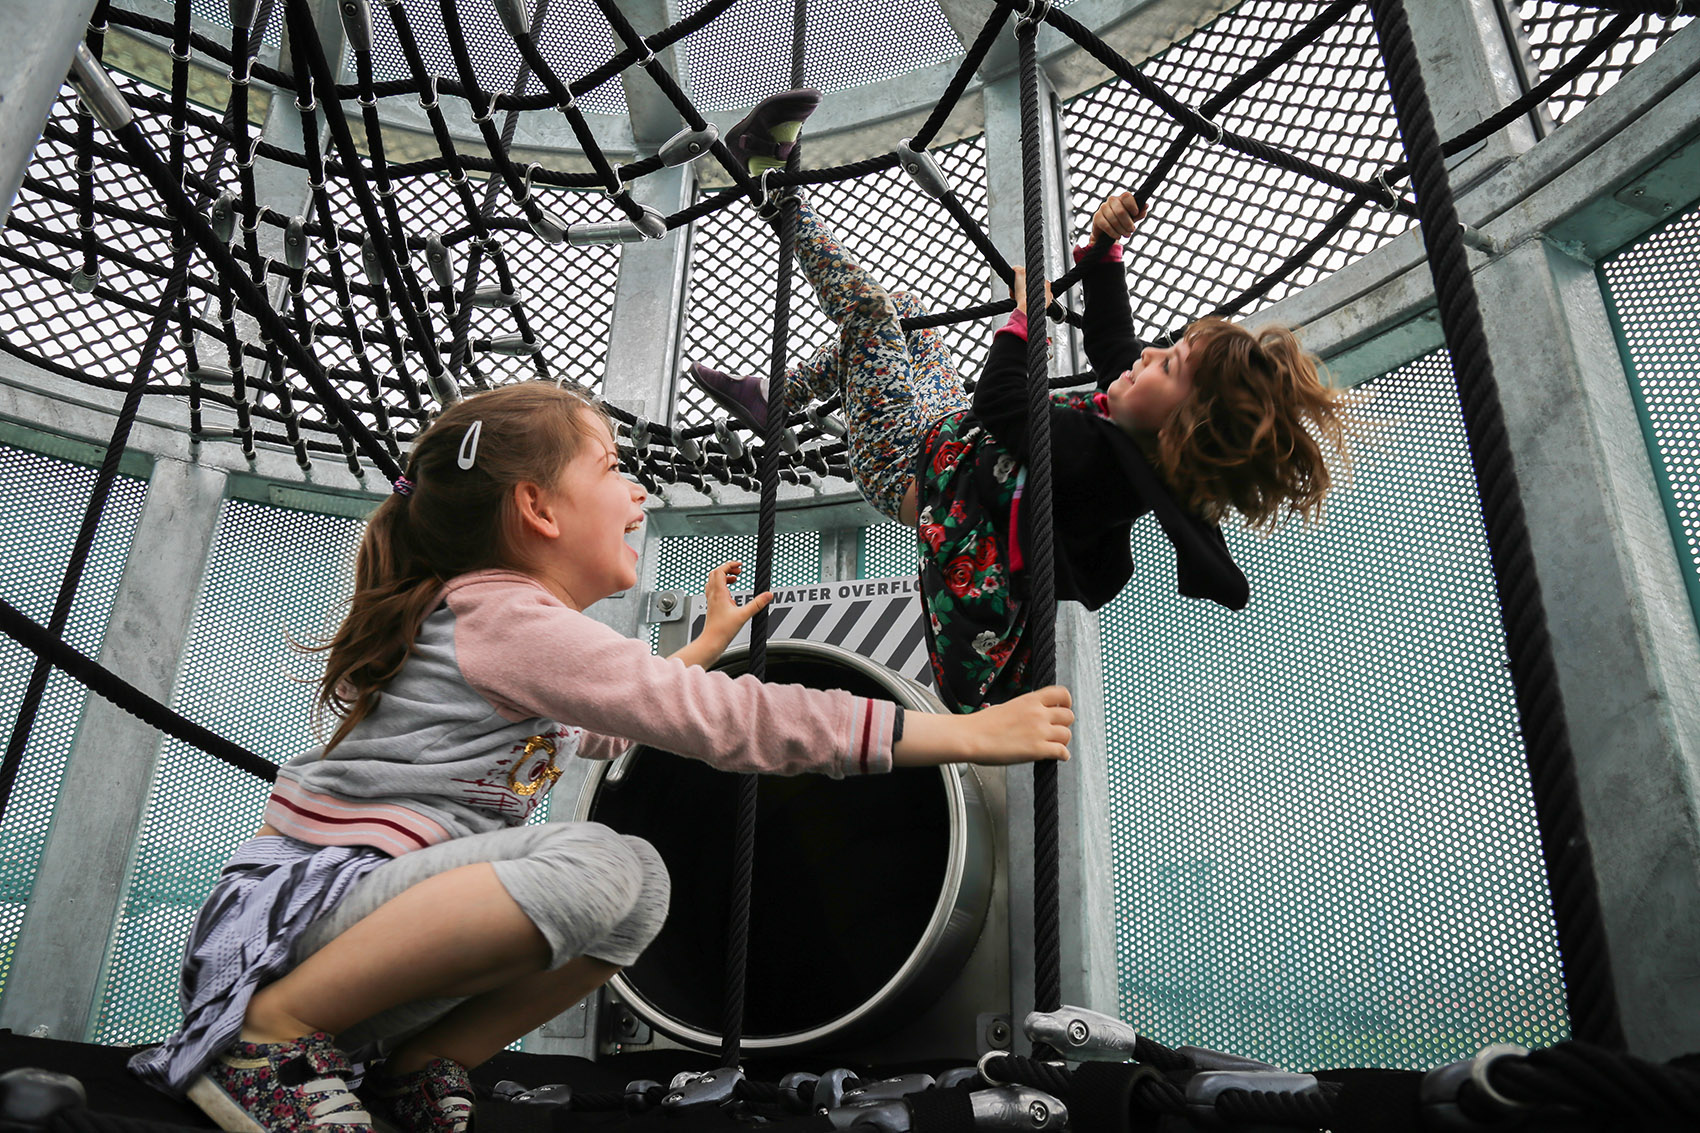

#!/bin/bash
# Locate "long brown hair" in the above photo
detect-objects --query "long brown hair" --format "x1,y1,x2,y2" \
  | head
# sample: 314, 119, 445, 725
313, 382, 608, 752
1154, 319, 1349, 529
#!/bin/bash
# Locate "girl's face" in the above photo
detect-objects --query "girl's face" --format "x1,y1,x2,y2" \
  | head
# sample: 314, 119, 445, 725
538, 414, 647, 609
1106, 339, 1196, 434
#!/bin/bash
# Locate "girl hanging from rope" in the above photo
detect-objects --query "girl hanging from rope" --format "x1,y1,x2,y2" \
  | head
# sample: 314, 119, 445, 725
690, 145, 1348, 713
131, 379, 1073, 1133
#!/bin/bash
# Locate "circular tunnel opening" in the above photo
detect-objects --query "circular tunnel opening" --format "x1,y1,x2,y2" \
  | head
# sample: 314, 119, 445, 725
581, 642, 992, 1049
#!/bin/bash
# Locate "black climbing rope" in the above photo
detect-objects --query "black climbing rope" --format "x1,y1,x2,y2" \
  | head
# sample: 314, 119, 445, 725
1368, 0, 1625, 1050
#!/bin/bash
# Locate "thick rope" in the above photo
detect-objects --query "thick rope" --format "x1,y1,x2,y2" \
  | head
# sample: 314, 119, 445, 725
0, 598, 273, 782
1368, 0, 1625, 1049
1015, 14, 1063, 1061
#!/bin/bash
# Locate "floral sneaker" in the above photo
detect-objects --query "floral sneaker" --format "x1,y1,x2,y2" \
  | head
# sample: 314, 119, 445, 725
187, 1031, 374, 1132
363, 1057, 477, 1133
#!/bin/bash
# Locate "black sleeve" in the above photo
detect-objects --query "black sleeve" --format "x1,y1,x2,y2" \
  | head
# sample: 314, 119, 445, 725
973, 328, 1109, 490
1079, 257, 1144, 391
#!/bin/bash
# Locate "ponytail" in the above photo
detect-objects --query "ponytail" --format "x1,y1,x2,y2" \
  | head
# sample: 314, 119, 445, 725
310, 382, 607, 752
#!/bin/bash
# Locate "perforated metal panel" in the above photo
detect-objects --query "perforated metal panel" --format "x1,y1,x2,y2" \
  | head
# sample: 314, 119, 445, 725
649, 530, 822, 650
859, 521, 914, 581
1060, 0, 1414, 340
94, 499, 365, 1044
1602, 203, 1700, 622
1099, 353, 1567, 1069
1517, 1, 1692, 128
678, 0, 964, 114
0, 446, 147, 1000
677, 135, 991, 489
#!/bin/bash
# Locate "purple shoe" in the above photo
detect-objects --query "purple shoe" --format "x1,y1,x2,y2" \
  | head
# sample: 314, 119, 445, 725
727, 88, 822, 175
363, 1057, 475, 1133
687, 362, 768, 432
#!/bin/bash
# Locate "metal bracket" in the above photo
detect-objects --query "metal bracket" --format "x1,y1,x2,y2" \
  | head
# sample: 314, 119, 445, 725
660, 123, 720, 168
895, 139, 950, 201
1024, 1007, 1138, 1061
642, 590, 688, 624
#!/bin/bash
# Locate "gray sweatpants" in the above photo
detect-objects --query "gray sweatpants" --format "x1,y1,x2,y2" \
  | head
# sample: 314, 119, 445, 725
292, 822, 669, 1057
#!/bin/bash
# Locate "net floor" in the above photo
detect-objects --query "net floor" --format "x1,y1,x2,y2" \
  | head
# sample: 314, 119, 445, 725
0, 1031, 971, 1131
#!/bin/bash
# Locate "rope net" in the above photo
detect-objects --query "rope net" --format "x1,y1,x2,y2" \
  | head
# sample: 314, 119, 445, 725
2, 0, 1699, 1123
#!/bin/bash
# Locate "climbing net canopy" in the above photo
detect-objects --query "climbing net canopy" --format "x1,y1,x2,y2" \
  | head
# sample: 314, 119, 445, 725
0, 0, 1685, 498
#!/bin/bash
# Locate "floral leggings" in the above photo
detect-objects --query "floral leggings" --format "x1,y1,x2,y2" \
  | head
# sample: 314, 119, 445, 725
783, 197, 972, 523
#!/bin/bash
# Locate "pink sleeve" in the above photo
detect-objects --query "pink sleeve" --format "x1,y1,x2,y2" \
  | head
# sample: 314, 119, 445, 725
446, 576, 894, 777
575, 731, 632, 763
997, 308, 1029, 342
1074, 240, 1124, 263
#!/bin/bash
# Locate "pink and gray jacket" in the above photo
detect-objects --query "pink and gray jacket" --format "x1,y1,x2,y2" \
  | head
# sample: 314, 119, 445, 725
265, 570, 898, 855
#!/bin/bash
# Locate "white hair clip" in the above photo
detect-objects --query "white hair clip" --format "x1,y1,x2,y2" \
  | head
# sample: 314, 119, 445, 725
458, 420, 483, 470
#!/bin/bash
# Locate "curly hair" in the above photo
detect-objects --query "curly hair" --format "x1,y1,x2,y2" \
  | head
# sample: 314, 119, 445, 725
1153, 318, 1349, 530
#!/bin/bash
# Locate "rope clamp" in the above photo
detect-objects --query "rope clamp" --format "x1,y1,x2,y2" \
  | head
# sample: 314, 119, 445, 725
471, 92, 503, 125
419, 75, 439, 111
357, 90, 379, 108
1374, 171, 1400, 212
1190, 107, 1224, 146
1024, 1008, 1139, 1061
557, 85, 578, 114
631, 39, 658, 70
895, 138, 950, 202
169, 44, 193, 64
228, 65, 252, 87
969, 1086, 1068, 1132
755, 168, 788, 219
1470, 1044, 1530, 1110
1015, 0, 1052, 27
67, 44, 134, 133
1184, 1070, 1320, 1121
976, 1051, 1011, 1087
515, 161, 542, 204
236, 136, 262, 170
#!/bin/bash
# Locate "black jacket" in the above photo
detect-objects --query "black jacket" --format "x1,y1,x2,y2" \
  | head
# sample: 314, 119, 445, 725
968, 257, 1249, 612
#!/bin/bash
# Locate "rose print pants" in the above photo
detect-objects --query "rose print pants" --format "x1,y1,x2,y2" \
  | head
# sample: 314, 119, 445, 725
783, 197, 972, 522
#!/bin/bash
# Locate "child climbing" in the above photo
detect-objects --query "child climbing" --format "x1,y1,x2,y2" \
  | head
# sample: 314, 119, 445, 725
689, 98, 1349, 712
130, 380, 1074, 1133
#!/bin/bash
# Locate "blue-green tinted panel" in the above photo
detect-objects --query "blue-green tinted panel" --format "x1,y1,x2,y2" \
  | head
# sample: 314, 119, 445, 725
94, 500, 366, 1044
1101, 353, 1566, 1069
1601, 203, 1700, 625
0, 445, 147, 1000
860, 522, 915, 582
650, 532, 823, 651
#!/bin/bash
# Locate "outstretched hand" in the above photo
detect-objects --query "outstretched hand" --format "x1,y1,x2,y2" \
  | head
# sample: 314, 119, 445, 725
965, 685, 1074, 765
893, 684, 1074, 767
700, 561, 772, 647
1091, 191, 1146, 243
669, 561, 773, 669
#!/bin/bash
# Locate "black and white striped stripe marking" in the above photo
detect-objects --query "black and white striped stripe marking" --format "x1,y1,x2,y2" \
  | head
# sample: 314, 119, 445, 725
690, 575, 932, 688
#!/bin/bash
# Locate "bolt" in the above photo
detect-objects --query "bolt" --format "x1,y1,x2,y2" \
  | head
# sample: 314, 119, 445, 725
989, 1019, 1012, 1046
1067, 1020, 1090, 1045
665, 1093, 683, 1105
1028, 1100, 1050, 1126
657, 593, 677, 614
702, 1074, 716, 1084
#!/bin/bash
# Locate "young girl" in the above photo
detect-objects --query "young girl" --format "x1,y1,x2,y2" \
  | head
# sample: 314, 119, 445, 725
130, 382, 1074, 1133
691, 178, 1347, 713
